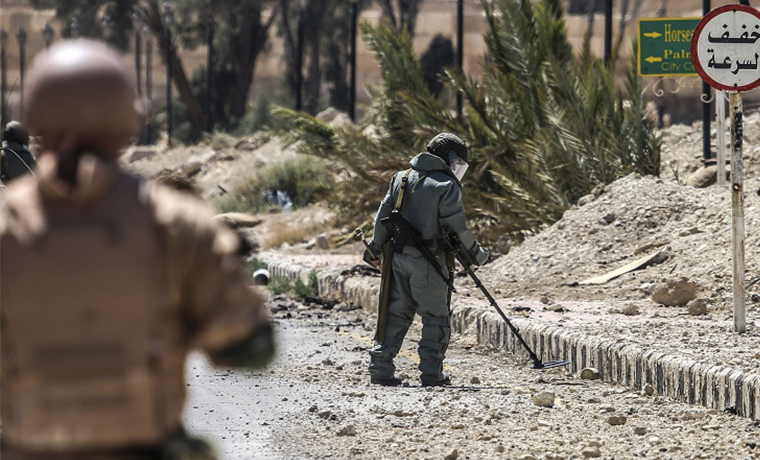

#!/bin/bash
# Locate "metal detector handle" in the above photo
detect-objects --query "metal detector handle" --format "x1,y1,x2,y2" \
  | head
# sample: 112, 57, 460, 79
442, 229, 544, 368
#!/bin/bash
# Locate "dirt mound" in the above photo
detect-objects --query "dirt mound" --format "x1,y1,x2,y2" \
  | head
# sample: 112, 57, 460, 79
484, 173, 760, 309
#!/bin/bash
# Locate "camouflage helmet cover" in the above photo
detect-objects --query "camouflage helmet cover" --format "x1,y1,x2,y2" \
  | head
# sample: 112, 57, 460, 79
2, 121, 30, 145
426, 132, 468, 163
22, 39, 142, 154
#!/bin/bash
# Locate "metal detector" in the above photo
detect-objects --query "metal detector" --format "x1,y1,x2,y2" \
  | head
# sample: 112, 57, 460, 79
442, 229, 570, 370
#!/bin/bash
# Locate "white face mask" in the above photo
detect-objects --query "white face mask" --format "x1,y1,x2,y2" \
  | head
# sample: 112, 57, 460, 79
448, 150, 469, 181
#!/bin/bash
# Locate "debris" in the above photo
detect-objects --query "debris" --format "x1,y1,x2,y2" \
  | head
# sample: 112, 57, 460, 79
578, 251, 666, 285
687, 299, 708, 316
606, 415, 627, 426
582, 445, 602, 458
651, 277, 700, 306
580, 368, 600, 380
337, 425, 356, 436
444, 449, 460, 460
642, 384, 656, 396
215, 212, 263, 228
532, 392, 555, 408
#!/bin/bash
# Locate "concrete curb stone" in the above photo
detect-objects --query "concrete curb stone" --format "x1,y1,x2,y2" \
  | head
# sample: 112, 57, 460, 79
263, 258, 760, 419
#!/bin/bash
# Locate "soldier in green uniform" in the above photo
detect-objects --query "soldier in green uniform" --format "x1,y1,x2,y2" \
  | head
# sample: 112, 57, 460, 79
363, 133, 489, 387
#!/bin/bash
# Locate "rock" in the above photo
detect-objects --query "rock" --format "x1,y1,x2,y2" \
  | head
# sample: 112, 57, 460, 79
582, 446, 601, 458
685, 165, 717, 188
181, 150, 217, 177
634, 426, 647, 435
580, 367, 600, 380
687, 298, 708, 316
317, 410, 332, 419
330, 113, 355, 128
470, 376, 481, 384
444, 449, 459, 460
606, 415, 627, 426
518, 455, 538, 460
619, 304, 640, 316
532, 391, 555, 408
316, 107, 341, 123
577, 194, 594, 207
215, 212, 263, 228
124, 146, 156, 163
679, 226, 702, 237
315, 234, 331, 250
337, 425, 356, 436
600, 212, 616, 225
642, 383, 656, 396
651, 277, 700, 306
234, 133, 267, 151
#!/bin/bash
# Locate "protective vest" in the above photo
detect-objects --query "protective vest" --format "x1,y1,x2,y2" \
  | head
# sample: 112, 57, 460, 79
0, 173, 174, 451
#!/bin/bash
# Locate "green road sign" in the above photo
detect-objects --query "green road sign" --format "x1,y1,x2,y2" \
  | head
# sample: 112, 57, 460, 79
638, 17, 700, 77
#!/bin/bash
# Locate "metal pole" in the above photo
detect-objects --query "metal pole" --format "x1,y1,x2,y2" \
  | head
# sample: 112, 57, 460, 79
16, 27, 26, 119
604, 0, 612, 63
729, 92, 746, 334
206, 19, 214, 133
166, 29, 172, 146
135, 31, 142, 97
717, 91, 726, 186
146, 37, 153, 145
702, 0, 711, 162
456, 0, 464, 117
295, 13, 304, 111
348, 0, 358, 121
0, 29, 7, 125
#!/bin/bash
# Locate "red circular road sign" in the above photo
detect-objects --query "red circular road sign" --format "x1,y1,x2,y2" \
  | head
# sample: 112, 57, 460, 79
692, 5, 760, 92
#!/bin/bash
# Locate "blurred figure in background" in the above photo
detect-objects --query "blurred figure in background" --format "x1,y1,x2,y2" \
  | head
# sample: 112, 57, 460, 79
0, 39, 274, 460
1, 120, 37, 183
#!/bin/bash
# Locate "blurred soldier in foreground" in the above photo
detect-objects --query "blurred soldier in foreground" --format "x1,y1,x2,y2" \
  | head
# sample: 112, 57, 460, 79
0, 39, 274, 460
363, 133, 489, 387
1, 120, 37, 183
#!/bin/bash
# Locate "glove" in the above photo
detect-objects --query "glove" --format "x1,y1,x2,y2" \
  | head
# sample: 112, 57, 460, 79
470, 242, 489, 266
362, 241, 382, 267
210, 323, 275, 369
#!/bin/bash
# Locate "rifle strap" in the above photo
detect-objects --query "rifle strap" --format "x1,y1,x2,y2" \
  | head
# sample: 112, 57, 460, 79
394, 169, 413, 212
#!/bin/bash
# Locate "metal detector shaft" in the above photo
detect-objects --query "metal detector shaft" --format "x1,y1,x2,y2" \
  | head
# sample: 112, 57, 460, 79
461, 263, 545, 368
442, 230, 568, 369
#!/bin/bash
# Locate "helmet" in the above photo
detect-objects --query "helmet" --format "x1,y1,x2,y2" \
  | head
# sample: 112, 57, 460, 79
2, 121, 29, 145
426, 132, 468, 163
23, 39, 142, 155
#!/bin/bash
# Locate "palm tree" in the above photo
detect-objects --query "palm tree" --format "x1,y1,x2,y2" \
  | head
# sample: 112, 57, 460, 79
272, 0, 660, 242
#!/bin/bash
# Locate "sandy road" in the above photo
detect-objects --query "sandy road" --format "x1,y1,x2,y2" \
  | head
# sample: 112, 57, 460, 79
183, 298, 760, 460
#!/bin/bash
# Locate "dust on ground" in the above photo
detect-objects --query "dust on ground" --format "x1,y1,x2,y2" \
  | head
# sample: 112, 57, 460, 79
186, 295, 760, 460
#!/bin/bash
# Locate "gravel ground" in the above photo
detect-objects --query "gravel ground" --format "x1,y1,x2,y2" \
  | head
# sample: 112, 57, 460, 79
126, 116, 760, 459
184, 296, 760, 460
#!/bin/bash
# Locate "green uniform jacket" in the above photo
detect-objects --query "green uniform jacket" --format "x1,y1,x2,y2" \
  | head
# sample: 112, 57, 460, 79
372, 152, 486, 262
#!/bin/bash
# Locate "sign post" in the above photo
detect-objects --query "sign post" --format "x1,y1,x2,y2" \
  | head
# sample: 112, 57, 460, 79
692, 5, 760, 334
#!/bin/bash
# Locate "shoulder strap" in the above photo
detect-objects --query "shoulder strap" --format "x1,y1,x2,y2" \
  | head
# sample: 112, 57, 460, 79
394, 169, 413, 212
